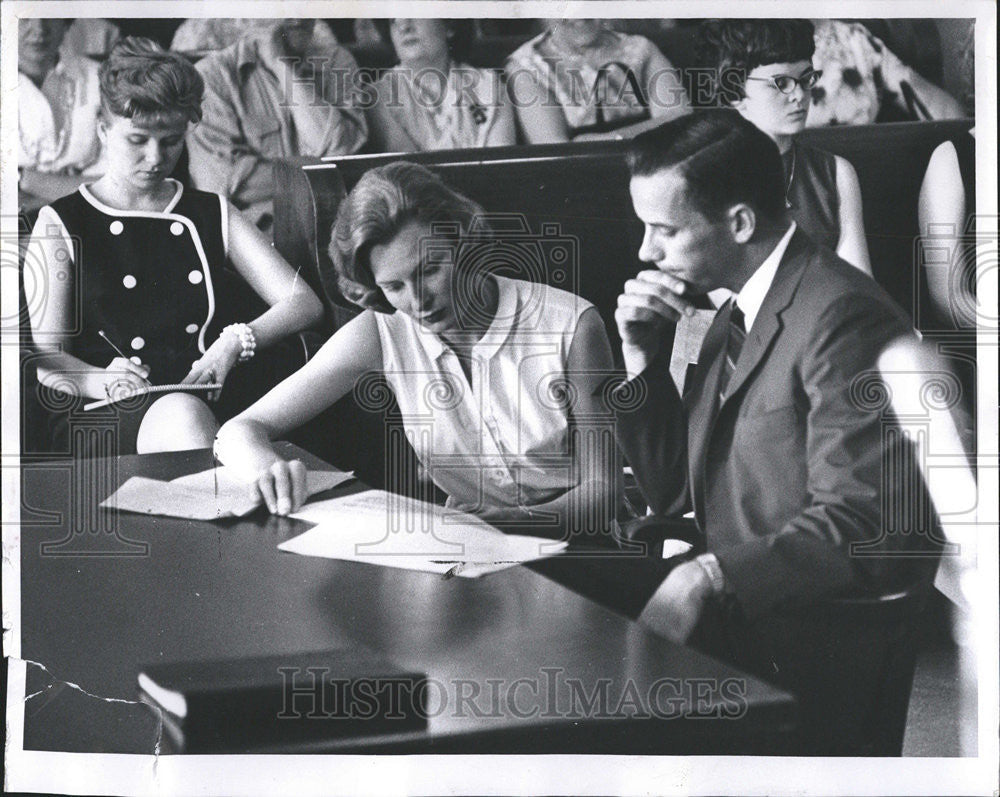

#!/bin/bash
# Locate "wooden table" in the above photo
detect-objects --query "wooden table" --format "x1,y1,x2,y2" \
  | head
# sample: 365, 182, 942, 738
17, 447, 795, 754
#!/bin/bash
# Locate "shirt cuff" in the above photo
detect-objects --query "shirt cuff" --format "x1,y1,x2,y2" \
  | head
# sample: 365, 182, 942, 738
694, 552, 727, 597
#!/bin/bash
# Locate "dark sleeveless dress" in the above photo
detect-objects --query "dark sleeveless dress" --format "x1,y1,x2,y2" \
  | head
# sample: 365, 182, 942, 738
784, 143, 840, 252
36, 182, 268, 454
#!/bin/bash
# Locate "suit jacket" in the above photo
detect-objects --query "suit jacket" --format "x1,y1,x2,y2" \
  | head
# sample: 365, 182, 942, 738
616, 230, 925, 620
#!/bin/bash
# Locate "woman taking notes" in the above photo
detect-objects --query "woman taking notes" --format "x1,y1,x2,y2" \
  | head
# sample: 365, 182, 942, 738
699, 19, 872, 274
215, 162, 617, 527
25, 38, 322, 454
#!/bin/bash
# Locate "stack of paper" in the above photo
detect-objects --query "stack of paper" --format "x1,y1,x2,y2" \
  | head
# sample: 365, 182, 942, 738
283, 490, 567, 578
101, 467, 355, 521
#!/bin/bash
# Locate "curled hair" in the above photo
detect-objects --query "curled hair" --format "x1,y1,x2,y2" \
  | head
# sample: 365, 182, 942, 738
374, 19, 476, 64
330, 161, 488, 313
99, 36, 204, 124
627, 110, 787, 225
698, 19, 815, 104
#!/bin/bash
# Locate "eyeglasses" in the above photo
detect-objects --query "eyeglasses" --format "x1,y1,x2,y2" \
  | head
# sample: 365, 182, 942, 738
745, 70, 823, 94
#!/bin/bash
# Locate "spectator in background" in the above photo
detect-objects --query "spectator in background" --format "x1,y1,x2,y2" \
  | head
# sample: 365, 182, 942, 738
808, 19, 967, 127
367, 19, 516, 152
187, 19, 368, 231
170, 17, 339, 53
18, 18, 105, 212
506, 19, 690, 143
700, 19, 871, 274
60, 17, 120, 59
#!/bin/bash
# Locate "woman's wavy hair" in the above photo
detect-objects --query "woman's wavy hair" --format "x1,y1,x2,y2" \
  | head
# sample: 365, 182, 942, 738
373, 19, 476, 64
99, 36, 204, 124
698, 19, 816, 105
330, 161, 488, 313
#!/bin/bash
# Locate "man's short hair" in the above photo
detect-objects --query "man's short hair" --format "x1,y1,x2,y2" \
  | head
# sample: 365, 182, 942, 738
99, 36, 204, 125
698, 19, 816, 104
626, 110, 787, 224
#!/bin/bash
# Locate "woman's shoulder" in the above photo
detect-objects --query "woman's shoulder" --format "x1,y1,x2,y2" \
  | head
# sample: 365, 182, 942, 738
506, 30, 551, 69
504, 277, 594, 323
794, 141, 839, 177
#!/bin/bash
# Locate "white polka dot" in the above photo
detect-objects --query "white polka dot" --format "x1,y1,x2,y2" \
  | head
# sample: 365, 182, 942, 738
109, 220, 124, 235
122, 275, 137, 289
130, 336, 145, 351
188, 270, 203, 285
129, 356, 142, 365
185, 323, 199, 334
170, 221, 185, 236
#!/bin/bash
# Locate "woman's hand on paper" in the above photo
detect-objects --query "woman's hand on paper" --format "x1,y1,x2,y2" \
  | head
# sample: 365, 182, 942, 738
255, 458, 308, 516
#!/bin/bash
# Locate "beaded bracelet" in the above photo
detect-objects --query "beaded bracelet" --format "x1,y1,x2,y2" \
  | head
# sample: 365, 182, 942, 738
223, 323, 257, 363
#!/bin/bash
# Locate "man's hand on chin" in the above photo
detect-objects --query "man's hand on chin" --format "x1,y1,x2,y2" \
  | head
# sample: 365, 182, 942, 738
637, 560, 714, 643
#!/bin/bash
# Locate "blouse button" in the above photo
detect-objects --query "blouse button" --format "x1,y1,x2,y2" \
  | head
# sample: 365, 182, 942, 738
188, 270, 203, 284
109, 220, 124, 235
185, 323, 199, 334
130, 336, 145, 351
122, 275, 137, 289
170, 221, 185, 236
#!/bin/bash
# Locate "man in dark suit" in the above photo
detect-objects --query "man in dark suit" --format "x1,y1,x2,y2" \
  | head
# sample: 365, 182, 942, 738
613, 111, 934, 754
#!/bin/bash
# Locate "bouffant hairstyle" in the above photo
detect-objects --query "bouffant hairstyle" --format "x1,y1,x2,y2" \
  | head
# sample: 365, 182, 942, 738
628, 110, 787, 225
698, 19, 816, 104
98, 36, 204, 124
373, 19, 476, 64
330, 161, 487, 313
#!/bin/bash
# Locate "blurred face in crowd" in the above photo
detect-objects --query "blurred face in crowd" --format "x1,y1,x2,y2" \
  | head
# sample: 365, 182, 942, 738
19, 18, 67, 84
275, 18, 317, 58
630, 167, 745, 295
390, 19, 452, 69
370, 219, 461, 338
734, 60, 817, 140
98, 111, 188, 193
549, 19, 606, 49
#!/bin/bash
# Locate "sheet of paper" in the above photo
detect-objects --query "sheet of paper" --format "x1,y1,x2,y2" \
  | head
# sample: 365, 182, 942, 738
101, 468, 355, 521
283, 490, 567, 577
101, 476, 260, 520
171, 466, 354, 501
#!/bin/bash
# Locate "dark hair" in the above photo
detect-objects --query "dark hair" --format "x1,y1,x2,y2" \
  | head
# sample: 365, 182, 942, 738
99, 36, 204, 124
331, 161, 488, 313
698, 19, 815, 103
373, 19, 476, 64
627, 110, 786, 223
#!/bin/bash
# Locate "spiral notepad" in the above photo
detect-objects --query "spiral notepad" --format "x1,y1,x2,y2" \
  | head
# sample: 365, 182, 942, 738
83, 383, 223, 411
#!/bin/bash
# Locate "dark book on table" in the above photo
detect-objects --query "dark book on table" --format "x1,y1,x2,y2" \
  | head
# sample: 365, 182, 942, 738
138, 648, 428, 752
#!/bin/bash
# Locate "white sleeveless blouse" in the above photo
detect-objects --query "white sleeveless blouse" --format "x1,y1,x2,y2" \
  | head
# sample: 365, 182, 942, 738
374, 276, 592, 510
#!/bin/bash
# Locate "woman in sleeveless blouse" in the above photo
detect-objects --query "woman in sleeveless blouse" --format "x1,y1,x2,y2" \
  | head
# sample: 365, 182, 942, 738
25, 38, 321, 454
216, 162, 617, 529
699, 19, 872, 274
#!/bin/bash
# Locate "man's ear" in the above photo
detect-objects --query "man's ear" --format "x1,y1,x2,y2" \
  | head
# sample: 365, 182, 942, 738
728, 203, 756, 244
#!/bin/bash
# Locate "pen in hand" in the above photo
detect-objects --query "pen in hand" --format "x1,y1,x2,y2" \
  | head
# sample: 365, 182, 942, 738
98, 329, 131, 361
98, 329, 150, 388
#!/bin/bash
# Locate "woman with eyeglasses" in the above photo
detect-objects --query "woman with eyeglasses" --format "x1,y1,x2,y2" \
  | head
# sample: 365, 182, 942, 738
699, 19, 872, 274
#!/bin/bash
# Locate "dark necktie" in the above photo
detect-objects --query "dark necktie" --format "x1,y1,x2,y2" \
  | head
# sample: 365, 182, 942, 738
718, 301, 746, 400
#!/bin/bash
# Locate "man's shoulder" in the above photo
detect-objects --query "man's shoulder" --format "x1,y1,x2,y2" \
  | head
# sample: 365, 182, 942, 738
785, 237, 910, 335
195, 38, 250, 80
